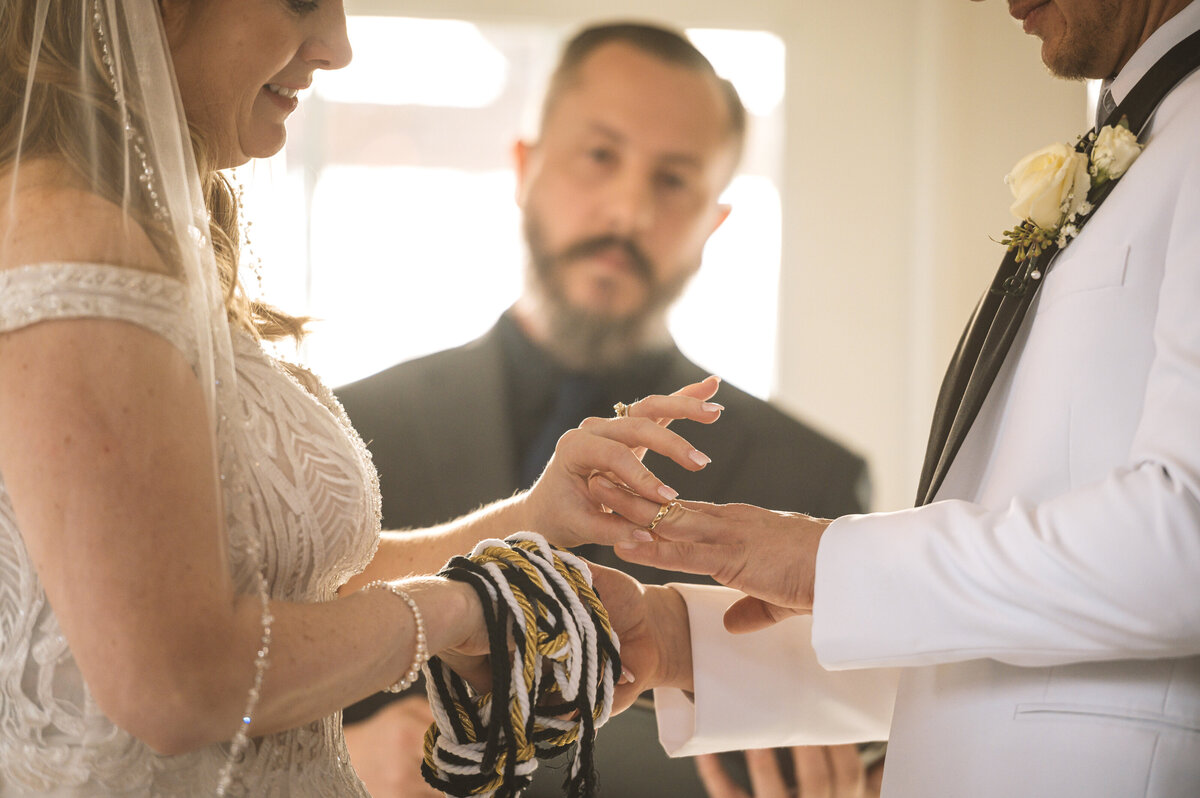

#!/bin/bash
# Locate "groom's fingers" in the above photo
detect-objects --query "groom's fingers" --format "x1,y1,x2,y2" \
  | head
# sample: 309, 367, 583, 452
612, 536, 728, 579
723, 595, 808, 634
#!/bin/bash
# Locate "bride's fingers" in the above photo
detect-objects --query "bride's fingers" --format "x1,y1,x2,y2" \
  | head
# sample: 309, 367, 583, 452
618, 392, 724, 429
618, 375, 719, 411
574, 377, 721, 466
569, 506, 658, 546
657, 375, 722, 425
669, 375, 721, 402
589, 477, 722, 538
553, 433, 682, 507
589, 476, 669, 531
564, 420, 710, 475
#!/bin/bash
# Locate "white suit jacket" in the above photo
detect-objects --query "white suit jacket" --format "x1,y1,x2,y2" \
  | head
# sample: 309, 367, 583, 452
655, 7, 1200, 797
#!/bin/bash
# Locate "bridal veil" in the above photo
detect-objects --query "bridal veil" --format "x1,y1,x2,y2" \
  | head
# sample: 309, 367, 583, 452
0, 0, 278, 792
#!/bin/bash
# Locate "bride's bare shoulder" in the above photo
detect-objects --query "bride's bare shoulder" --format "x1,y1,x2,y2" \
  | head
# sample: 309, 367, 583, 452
0, 158, 168, 274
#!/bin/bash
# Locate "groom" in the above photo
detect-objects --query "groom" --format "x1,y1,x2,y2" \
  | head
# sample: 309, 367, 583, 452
612, 0, 1200, 796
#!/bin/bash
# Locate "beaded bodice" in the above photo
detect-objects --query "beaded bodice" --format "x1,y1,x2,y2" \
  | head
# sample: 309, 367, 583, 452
0, 263, 380, 796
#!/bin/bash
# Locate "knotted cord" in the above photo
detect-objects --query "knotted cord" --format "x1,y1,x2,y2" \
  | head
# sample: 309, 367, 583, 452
421, 533, 620, 798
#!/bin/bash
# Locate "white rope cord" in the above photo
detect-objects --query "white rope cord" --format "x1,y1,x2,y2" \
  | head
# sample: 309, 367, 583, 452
420, 532, 621, 798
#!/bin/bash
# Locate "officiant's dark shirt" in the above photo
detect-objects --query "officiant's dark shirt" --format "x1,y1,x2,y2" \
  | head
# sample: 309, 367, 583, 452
496, 310, 676, 488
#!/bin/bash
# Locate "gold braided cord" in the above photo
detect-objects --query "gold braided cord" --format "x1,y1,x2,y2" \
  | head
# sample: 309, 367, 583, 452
420, 533, 619, 798
472, 544, 545, 749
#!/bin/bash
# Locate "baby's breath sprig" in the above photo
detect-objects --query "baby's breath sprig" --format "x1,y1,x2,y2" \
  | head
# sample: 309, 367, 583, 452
1000, 221, 1056, 265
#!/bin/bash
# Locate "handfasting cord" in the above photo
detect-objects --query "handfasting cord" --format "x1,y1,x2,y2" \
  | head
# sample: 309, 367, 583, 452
420, 532, 621, 798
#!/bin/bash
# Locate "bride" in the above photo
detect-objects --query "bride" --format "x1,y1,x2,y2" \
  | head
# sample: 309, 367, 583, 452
0, 0, 719, 794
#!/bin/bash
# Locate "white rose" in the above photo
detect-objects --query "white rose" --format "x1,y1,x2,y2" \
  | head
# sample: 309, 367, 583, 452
1091, 123, 1142, 182
1005, 142, 1091, 231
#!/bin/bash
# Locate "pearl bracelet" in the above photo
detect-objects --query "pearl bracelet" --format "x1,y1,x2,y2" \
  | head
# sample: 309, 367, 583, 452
363, 580, 428, 693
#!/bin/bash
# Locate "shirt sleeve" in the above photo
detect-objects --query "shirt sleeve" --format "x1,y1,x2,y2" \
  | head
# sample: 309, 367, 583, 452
654, 583, 898, 757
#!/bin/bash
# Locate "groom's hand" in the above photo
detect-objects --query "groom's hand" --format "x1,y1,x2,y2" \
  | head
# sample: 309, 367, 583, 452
591, 477, 830, 633
588, 563, 694, 708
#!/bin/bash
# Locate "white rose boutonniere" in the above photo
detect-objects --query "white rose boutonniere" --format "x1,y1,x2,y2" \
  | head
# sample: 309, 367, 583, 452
1006, 142, 1092, 232
999, 116, 1143, 295
1091, 122, 1141, 185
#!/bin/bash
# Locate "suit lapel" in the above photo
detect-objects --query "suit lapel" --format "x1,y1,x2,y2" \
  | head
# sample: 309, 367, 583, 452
916, 250, 1040, 505
429, 327, 521, 506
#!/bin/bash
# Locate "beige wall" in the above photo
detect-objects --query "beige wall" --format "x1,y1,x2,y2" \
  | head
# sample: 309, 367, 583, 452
774, 1, 1085, 510
349, 0, 1087, 511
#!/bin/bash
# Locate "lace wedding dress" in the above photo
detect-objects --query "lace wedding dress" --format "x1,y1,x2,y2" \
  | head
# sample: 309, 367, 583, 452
0, 262, 380, 797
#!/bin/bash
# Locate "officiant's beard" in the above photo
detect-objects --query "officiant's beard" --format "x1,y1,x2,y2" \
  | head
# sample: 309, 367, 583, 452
523, 215, 694, 372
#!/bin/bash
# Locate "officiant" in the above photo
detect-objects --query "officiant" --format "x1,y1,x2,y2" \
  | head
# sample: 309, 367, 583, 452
335, 21, 874, 798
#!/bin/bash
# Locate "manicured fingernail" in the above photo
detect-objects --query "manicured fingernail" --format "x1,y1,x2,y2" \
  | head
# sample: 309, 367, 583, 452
689, 450, 711, 467
594, 476, 615, 489
621, 667, 636, 684
632, 529, 654, 542
702, 402, 724, 412
658, 485, 678, 500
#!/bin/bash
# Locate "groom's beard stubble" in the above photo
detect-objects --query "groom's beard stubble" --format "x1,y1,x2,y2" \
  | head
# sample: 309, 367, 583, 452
522, 212, 694, 372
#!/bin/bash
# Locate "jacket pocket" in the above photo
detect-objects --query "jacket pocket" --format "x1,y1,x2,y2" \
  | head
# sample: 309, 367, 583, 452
1039, 244, 1131, 307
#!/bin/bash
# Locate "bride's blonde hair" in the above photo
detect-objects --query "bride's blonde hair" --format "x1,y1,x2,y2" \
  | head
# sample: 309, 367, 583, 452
0, 0, 308, 342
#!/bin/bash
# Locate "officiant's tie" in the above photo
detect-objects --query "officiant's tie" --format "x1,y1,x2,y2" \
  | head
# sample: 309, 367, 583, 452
519, 373, 605, 488
915, 29, 1200, 506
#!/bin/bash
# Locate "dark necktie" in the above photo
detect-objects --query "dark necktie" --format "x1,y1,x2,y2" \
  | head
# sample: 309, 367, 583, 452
1095, 81, 1117, 130
519, 373, 605, 488
915, 29, 1200, 506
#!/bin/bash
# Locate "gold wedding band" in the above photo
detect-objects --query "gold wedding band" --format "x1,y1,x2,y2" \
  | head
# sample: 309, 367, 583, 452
613, 401, 630, 418
647, 500, 681, 532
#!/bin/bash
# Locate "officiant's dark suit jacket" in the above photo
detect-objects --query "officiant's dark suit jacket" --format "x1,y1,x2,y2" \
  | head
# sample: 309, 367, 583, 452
337, 319, 867, 546
335, 317, 869, 796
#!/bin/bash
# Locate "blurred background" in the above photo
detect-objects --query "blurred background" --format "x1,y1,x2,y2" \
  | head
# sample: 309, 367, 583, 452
238, 0, 1092, 513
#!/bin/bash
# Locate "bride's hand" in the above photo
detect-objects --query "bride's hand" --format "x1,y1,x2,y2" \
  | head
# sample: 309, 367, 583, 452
413, 577, 493, 692
423, 564, 678, 703
520, 376, 723, 548
425, 564, 692, 716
